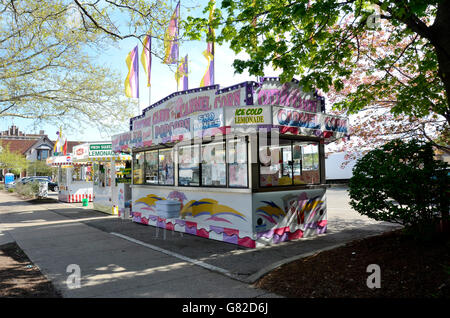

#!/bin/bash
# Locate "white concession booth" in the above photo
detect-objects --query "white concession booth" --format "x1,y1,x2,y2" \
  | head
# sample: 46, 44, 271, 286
72, 142, 132, 215
46, 154, 93, 203
113, 78, 348, 248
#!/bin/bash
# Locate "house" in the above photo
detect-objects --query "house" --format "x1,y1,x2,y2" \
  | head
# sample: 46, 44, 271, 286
0, 125, 83, 181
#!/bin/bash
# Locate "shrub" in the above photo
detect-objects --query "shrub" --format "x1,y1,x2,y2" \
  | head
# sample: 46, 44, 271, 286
15, 181, 40, 198
348, 139, 449, 239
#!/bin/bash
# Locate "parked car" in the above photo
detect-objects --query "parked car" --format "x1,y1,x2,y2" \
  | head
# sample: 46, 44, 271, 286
23, 176, 58, 191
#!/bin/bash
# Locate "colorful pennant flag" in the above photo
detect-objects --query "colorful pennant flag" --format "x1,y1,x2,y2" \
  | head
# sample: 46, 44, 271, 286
175, 55, 189, 91
163, 2, 180, 64
125, 45, 139, 98
200, 3, 215, 87
141, 34, 152, 87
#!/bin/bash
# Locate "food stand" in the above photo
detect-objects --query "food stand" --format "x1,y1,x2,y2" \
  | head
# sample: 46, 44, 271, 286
46, 154, 93, 203
72, 142, 132, 215
113, 78, 348, 248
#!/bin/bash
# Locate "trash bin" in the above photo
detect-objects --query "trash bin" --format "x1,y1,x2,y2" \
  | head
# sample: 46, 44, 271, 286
82, 198, 88, 206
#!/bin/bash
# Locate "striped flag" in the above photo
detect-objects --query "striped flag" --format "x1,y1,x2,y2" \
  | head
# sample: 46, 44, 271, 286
175, 55, 188, 91
200, 3, 215, 87
141, 34, 152, 87
163, 2, 180, 64
125, 45, 139, 98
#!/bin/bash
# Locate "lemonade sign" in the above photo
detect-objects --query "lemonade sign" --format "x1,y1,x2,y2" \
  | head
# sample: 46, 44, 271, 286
225, 106, 271, 126
89, 143, 113, 157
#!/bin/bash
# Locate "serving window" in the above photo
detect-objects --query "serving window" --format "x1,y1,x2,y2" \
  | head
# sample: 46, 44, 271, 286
93, 163, 111, 187
133, 148, 174, 186
133, 137, 249, 188
259, 138, 320, 187
72, 166, 92, 182
202, 141, 226, 187
227, 137, 248, 188
133, 153, 145, 185
158, 149, 174, 185
178, 144, 200, 186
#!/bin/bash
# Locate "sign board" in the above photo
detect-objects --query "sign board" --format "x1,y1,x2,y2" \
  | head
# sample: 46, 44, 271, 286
254, 79, 320, 113
89, 143, 114, 157
72, 143, 89, 160
272, 107, 348, 134
225, 106, 271, 126
120, 78, 348, 148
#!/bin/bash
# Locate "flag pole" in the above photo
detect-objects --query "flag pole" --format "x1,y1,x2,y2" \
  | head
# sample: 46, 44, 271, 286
177, 1, 180, 92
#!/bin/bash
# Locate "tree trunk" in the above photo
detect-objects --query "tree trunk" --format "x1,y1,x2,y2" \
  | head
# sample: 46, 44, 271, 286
432, 0, 450, 126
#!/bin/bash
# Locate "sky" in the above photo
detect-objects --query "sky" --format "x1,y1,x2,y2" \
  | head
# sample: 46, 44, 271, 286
0, 0, 280, 143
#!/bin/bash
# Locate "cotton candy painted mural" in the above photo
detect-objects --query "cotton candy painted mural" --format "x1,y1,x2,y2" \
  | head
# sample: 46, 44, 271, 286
131, 187, 256, 247
253, 189, 327, 244
131, 187, 326, 248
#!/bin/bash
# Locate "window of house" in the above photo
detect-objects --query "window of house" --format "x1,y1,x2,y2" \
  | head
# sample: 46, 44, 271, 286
37, 149, 49, 160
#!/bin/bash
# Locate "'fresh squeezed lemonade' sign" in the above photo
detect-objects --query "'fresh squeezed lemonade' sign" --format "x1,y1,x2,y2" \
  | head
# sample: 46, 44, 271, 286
89, 143, 114, 157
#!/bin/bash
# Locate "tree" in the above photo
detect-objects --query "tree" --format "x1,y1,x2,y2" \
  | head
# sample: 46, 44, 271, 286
27, 160, 55, 177
0, 143, 28, 175
0, 0, 144, 134
348, 139, 449, 238
184, 0, 449, 148
324, 22, 447, 156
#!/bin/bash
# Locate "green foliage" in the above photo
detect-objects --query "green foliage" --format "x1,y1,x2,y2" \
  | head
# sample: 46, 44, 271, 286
184, 0, 449, 127
0, 143, 28, 175
0, 0, 139, 134
349, 139, 449, 238
27, 160, 56, 177
15, 181, 39, 198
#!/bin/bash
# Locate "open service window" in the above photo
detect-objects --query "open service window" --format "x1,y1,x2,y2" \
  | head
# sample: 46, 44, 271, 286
259, 138, 320, 187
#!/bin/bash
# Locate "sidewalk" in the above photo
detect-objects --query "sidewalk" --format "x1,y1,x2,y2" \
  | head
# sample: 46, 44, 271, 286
0, 188, 399, 297
0, 192, 278, 298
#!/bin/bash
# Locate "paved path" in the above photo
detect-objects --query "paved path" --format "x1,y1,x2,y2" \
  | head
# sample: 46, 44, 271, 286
0, 187, 400, 298
0, 192, 278, 298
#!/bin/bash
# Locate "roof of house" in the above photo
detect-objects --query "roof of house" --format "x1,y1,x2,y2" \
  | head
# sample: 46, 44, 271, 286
1, 138, 85, 155
0, 139, 37, 155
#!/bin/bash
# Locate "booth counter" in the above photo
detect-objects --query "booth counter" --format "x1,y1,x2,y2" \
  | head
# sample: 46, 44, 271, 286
113, 78, 348, 248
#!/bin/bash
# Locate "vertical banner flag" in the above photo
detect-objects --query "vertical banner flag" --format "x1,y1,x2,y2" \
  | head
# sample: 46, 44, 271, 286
175, 55, 188, 90
200, 2, 215, 87
125, 45, 139, 98
141, 34, 152, 87
163, 2, 180, 64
